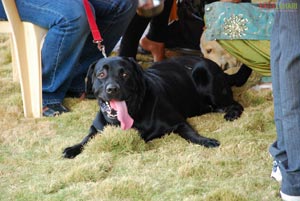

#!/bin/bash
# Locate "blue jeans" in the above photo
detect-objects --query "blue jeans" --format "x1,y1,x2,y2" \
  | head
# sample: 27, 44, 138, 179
269, 0, 300, 196
0, 0, 137, 106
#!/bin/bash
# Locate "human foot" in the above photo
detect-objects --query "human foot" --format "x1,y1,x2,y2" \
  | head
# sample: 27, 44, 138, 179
140, 37, 165, 62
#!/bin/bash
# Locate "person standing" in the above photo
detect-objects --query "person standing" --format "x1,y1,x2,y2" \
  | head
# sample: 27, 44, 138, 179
269, 0, 300, 200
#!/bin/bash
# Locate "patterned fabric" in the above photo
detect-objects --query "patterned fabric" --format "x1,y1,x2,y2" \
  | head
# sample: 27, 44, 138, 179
218, 40, 271, 76
204, 2, 275, 40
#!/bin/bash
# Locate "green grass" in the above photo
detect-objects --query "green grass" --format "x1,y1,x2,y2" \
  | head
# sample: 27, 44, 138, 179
0, 33, 281, 201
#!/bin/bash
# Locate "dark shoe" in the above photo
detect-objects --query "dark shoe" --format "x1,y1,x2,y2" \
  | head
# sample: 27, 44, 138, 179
65, 91, 96, 99
43, 103, 69, 117
85, 92, 96, 99
66, 91, 86, 99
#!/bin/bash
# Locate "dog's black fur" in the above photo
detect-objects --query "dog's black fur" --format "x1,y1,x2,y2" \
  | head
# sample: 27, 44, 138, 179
63, 56, 244, 159
226, 64, 252, 87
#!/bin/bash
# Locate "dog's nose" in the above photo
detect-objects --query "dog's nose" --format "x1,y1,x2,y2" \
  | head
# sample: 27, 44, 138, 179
106, 83, 120, 95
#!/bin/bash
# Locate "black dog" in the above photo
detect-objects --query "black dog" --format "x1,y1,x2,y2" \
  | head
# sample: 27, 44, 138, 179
63, 56, 243, 159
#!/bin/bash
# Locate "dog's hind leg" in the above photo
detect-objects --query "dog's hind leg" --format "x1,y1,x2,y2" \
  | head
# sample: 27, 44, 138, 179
175, 122, 220, 148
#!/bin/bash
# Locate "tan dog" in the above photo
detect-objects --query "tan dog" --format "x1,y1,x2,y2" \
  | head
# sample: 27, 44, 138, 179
200, 32, 242, 71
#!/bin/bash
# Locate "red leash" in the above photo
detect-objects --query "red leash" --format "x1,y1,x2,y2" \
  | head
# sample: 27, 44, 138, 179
82, 0, 107, 57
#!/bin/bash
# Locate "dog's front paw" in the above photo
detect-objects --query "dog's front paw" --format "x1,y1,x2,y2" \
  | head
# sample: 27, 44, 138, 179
224, 104, 243, 121
201, 138, 220, 148
63, 144, 83, 159
224, 110, 242, 121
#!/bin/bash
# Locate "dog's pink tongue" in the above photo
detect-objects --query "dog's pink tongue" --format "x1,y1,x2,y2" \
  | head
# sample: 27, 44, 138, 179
110, 100, 134, 130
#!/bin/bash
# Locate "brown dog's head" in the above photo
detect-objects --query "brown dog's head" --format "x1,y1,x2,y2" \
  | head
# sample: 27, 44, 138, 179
200, 32, 242, 71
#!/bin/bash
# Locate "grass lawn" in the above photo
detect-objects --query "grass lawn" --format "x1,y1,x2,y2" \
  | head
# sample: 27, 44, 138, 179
0, 33, 281, 201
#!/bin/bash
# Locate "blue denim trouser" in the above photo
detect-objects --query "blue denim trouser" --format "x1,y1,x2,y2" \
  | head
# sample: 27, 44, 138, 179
0, 0, 137, 106
269, 0, 300, 196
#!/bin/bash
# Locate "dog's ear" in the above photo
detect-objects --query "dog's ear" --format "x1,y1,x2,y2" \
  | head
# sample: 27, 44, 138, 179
123, 57, 145, 76
85, 61, 97, 98
121, 57, 146, 112
192, 63, 210, 87
123, 57, 138, 66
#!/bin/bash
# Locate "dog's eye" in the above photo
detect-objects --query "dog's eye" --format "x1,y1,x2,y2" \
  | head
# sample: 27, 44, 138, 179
207, 49, 212, 54
97, 71, 107, 79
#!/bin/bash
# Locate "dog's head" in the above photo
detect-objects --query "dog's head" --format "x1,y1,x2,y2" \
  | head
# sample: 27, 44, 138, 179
192, 58, 233, 105
200, 32, 242, 71
86, 56, 145, 129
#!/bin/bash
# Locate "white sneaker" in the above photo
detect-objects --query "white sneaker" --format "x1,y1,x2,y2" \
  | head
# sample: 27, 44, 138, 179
271, 161, 282, 183
251, 82, 272, 91
280, 191, 300, 201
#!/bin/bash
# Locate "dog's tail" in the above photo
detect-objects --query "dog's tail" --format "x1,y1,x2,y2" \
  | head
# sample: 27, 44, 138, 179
225, 64, 252, 87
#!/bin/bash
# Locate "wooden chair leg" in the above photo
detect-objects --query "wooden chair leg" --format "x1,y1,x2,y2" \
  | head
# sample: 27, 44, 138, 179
9, 35, 19, 82
2, 0, 47, 118
20, 23, 47, 118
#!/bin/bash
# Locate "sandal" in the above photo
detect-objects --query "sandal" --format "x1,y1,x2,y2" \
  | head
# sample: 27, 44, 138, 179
43, 103, 70, 117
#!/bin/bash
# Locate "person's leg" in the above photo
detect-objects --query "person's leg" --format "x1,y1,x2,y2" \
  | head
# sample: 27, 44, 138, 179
13, 0, 90, 108
146, 0, 173, 42
276, 0, 300, 196
0, 3, 6, 19
269, 0, 285, 183
140, 0, 174, 61
69, 0, 138, 93
118, 14, 150, 59
269, 0, 285, 163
